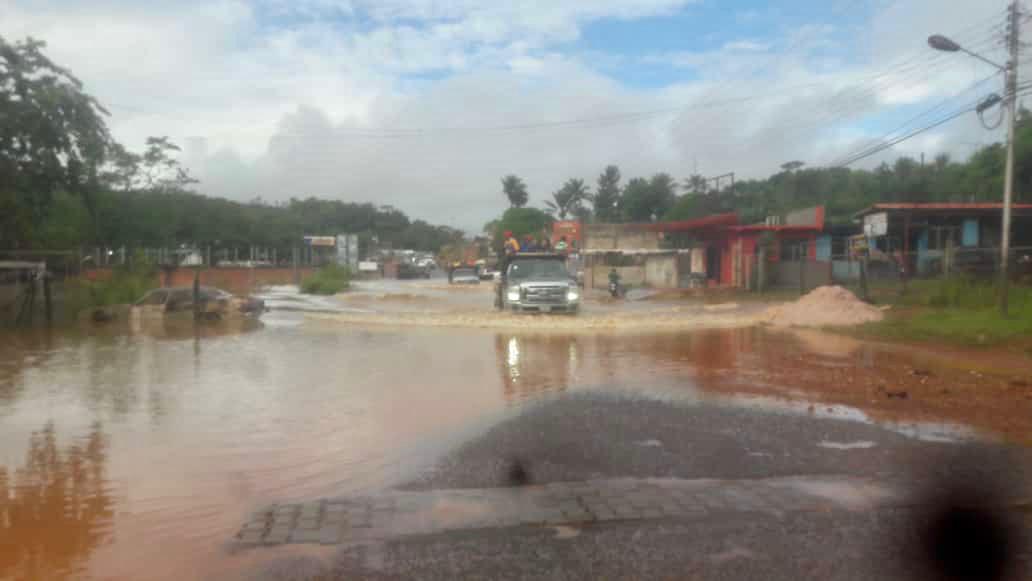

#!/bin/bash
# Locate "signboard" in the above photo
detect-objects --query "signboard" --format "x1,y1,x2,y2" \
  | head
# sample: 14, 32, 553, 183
552, 220, 582, 245
336, 234, 359, 269
303, 235, 336, 247
863, 212, 887, 237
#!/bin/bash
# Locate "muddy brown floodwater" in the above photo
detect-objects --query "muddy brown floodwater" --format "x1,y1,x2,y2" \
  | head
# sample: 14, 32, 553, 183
2, 282, 1032, 579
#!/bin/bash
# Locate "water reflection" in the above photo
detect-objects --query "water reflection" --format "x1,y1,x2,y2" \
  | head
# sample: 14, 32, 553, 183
0, 423, 112, 580
496, 334, 577, 402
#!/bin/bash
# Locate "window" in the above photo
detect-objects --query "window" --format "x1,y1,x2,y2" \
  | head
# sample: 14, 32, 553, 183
137, 290, 168, 306
507, 259, 569, 280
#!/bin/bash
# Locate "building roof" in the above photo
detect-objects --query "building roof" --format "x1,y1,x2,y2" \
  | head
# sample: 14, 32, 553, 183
728, 224, 823, 233
581, 248, 691, 255
854, 202, 1032, 218
642, 212, 740, 232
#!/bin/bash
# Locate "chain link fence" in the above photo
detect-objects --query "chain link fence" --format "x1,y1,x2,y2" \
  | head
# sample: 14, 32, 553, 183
753, 244, 1032, 302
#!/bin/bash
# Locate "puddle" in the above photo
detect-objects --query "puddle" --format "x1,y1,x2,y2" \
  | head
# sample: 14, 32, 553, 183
818, 440, 877, 450
0, 311, 1025, 580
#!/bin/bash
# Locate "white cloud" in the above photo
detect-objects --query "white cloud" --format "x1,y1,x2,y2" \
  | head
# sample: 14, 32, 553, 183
2, 0, 1016, 231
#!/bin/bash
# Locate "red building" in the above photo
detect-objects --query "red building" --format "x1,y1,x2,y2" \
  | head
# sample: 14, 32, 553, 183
644, 206, 826, 288
551, 220, 583, 248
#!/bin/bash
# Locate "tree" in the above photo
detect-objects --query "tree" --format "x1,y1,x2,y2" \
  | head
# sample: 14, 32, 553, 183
501, 174, 529, 208
683, 174, 708, 195
491, 207, 553, 250
100, 137, 198, 194
593, 165, 622, 222
0, 36, 112, 239
780, 160, 806, 173
545, 178, 589, 219
619, 173, 677, 222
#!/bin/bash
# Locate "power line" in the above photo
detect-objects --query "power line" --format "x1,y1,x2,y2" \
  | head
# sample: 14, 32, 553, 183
835, 104, 977, 167
828, 71, 1002, 166
833, 82, 1032, 168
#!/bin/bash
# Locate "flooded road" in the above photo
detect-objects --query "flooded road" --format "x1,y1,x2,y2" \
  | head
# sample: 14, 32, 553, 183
2, 282, 1031, 579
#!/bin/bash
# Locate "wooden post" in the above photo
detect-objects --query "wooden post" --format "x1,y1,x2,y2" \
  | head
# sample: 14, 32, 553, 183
193, 269, 201, 320
43, 268, 52, 325
902, 214, 910, 296
293, 246, 299, 285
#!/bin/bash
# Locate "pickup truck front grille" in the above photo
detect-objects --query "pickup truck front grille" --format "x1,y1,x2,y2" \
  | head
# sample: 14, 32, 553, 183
523, 285, 566, 304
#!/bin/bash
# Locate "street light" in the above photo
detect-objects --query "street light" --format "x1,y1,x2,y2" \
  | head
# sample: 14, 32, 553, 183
928, 34, 1007, 70
929, 21, 1017, 315
928, 34, 961, 52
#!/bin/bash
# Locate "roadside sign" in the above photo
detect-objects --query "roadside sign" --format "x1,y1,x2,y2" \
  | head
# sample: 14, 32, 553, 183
863, 212, 887, 237
304, 235, 336, 247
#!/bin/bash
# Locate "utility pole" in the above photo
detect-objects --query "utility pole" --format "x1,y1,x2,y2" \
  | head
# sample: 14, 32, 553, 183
1000, 0, 1020, 315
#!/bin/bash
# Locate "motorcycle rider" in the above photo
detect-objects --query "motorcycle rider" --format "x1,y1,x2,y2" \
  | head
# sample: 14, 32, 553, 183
608, 267, 622, 297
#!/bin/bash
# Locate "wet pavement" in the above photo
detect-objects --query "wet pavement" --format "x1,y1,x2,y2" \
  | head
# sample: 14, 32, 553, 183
2, 279, 1032, 579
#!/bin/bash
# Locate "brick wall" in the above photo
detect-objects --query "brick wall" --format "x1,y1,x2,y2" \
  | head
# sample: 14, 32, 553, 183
81, 267, 316, 295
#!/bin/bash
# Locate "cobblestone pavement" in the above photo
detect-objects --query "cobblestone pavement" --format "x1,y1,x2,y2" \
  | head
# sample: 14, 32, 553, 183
233, 475, 907, 547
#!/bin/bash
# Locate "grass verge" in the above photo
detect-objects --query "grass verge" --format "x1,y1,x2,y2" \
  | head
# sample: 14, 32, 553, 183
301, 264, 351, 295
849, 277, 1032, 347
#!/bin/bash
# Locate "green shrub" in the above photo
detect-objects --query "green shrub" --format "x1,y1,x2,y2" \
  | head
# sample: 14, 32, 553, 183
901, 277, 1032, 310
64, 258, 159, 316
301, 264, 351, 295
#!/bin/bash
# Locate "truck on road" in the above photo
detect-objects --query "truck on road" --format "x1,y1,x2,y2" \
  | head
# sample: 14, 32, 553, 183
496, 253, 580, 314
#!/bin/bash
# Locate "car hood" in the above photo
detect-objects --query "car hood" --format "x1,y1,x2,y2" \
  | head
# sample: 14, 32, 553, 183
512, 276, 572, 285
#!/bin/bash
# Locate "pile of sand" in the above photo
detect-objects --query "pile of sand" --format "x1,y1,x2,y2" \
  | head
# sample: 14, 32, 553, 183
763, 285, 884, 328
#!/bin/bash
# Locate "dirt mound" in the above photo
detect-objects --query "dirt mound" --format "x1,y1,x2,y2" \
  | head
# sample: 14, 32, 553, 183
764, 285, 884, 328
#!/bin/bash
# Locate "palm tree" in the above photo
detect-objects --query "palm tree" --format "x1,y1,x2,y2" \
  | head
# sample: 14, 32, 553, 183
545, 178, 590, 219
501, 175, 529, 208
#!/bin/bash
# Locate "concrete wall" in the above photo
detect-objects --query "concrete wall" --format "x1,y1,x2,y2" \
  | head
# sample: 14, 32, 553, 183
588, 265, 644, 289
82, 267, 317, 296
583, 224, 660, 251
644, 254, 678, 288
770, 261, 833, 291
586, 255, 678, 289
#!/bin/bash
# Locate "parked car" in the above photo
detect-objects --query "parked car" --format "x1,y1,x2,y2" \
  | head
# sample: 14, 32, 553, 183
497, 253, 579, 314
449, 266, 480, 284
398, 261, 432, 279
133, 286, 265, 319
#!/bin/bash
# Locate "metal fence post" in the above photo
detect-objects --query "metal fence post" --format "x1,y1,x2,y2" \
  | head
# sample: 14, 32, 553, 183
757, 249, 766, 293
798, 256, 805, 295
859, 258, 870, 302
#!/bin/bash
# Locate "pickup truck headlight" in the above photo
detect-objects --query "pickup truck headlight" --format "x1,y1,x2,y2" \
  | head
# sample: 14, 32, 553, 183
507, 286, 521, 302
567, 289, 579, 302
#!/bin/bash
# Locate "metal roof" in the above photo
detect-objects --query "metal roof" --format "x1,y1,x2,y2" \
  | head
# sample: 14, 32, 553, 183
854, 202, 1032, 218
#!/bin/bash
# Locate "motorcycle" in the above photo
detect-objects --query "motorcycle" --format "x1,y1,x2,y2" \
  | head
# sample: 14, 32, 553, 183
608, 280, 622, 298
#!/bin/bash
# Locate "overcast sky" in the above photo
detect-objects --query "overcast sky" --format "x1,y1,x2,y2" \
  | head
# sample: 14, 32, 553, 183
5, 0, 1020, 231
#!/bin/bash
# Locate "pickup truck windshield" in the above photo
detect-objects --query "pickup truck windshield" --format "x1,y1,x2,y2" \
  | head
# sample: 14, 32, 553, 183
507, 259, 569, 281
